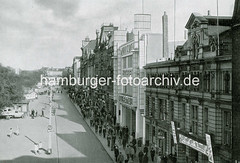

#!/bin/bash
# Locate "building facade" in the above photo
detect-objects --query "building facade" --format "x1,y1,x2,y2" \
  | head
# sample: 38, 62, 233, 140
72, 56, 81, 79
114, 13, 165, 141
144, 12, 233, 162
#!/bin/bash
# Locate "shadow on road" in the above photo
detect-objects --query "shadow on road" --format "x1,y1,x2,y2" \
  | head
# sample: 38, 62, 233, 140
25, 135, 37, 145
1, 155, 91, 163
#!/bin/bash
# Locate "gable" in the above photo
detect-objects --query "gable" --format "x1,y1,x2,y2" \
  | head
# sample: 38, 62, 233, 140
185, 13, 208, 29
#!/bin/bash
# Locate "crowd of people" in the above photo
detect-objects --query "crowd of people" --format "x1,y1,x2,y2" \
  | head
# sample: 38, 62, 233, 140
68, 89, 177, 163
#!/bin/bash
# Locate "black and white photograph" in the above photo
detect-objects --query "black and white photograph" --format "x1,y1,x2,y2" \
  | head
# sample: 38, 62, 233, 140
0, 0, 239, 162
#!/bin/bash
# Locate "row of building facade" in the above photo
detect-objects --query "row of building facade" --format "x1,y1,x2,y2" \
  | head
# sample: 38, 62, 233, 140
70, 1, 240, 162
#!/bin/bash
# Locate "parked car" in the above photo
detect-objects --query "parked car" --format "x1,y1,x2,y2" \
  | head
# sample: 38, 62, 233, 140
1, 108, 24, 119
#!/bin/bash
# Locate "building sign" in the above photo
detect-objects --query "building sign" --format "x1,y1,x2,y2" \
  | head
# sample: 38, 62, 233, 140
206, 134, 214, 163
171, 121, 177, 144
179, 134, 208, 155
119, 95, 133, 106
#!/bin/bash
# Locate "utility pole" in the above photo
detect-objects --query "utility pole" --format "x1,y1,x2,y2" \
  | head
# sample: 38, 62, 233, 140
47, 86, 53, 154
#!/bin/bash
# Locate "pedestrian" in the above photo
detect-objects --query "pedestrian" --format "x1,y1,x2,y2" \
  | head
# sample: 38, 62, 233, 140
119, 128, 123, 140
114, 145, 120, 162
116, 124, 120, 135
132, 138, 137, 153
38, 141, 42, 154
150, 147, 155, 162
8, 128, 13, 138
123, 137, 127, 149
162, 155, 167, 163
156, 153, 162, 163
107, 133, 111, 147
111, 132, 116, 150
125, 145, 131, 160
103, 126, 106, 138
15, 126, 20, 136
31, 109, 35, 119
138, 149, 144, 163
130, 134, 133, 143
130, 145, 135, 160
143, 146, 148, 154
34, 143, 39, 155
99, 125, 102, 136
35, 110, 38, 117
117, 152, 124, 163
42, 108, 44, 117
142, 152, 149, 163
95, 123, 98, 133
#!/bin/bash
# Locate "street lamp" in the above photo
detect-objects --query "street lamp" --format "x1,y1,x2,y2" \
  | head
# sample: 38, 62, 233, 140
47, 86, 53, 154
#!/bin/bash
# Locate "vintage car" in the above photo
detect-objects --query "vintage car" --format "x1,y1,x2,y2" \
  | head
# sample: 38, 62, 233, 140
1, 108, 24, 119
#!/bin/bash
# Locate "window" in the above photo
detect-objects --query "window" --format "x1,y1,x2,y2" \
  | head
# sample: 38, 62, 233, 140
122, 55, 133, 69
123, 84, 132, 96
204, 72, 210, 92
123, 57, 127, 69
182, 103, 186, 130
170, 101, 174, 121
128, 55, 132, 68
203, 107, 209, 134
223, 111, 231, 146
191, 105, 198, 135
164, 100, 167, 120
159, 99, 165, 120
146, 96, 149, 116
151, 98, 155, 118
224, 72, 230, 94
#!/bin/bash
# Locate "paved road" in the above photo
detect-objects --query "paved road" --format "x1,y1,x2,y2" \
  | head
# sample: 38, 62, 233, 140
54, 92, 113, 163
0, 92, 112, 163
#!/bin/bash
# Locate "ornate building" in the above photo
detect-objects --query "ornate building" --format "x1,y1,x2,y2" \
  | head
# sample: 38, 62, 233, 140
144, 12, 233, 162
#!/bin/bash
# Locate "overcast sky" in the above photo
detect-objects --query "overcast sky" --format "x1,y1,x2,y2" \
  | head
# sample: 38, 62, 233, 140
0, 0, 235, 70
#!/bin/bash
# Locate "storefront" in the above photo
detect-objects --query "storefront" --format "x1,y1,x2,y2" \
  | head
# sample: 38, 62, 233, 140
119, 94, 136, 135
177, 133, 213, 163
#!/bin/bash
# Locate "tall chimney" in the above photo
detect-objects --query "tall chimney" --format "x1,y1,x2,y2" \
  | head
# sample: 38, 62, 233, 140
208, 10, 211, 16
162, 11, 169, 59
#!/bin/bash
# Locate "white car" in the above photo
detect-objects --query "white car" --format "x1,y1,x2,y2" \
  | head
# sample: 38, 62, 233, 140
1, 108, 24, 119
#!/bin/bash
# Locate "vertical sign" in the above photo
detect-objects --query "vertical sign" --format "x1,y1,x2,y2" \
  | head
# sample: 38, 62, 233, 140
171, 121, 177, 144
206, 134, 214, 163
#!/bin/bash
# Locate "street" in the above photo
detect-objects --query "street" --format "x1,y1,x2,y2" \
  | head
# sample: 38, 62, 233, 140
0, 92, 112, 163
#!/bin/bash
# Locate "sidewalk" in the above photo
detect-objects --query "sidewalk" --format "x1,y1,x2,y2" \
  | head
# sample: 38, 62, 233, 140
69, 96, 120, 162
69, 95, 158, 163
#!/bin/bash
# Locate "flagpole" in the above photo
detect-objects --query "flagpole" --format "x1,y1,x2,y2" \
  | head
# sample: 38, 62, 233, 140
217, 0, 219, 56
174, 0, 176, 59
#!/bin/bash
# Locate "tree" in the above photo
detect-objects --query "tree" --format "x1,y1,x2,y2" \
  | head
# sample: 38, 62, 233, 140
0, 65, 23, 109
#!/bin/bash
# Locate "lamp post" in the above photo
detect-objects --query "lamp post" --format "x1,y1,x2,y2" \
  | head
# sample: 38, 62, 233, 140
47, 86, 53, 154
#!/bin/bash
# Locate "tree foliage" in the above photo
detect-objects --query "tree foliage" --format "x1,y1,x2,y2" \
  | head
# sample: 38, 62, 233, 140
0, 65, 23, 108
18, 69, 44, 88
